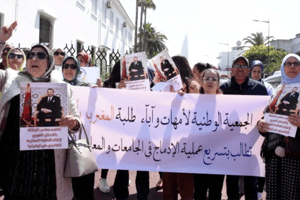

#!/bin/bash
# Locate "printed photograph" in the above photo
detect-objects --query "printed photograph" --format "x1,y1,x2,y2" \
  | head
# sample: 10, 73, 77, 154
20, 83, 68, 127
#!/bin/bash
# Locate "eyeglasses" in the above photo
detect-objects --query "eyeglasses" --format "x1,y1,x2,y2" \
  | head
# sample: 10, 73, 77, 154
203, 77, 218, 82
285, 62, 300, 67
232, 64, 249, 69
63, 64, 77, 70
54, 51, 65, 56
8, 53, 24, 60
27, 52, 48, 60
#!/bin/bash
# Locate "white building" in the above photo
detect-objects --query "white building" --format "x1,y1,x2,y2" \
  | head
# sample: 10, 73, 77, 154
0, 0, 134, 56
217, 46, 247, 70
270, 33, 300, 54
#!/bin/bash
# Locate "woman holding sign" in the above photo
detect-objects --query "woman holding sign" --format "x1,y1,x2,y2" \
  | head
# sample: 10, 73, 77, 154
0, 22, 81, 199
258, 54, 300, 200
194, 68, 224, 200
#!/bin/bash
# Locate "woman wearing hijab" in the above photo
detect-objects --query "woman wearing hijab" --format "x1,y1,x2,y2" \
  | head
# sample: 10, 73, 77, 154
61, 56, 95, 199
0, 21, 81, 199
258, 54, 300, 200
53, 48, 66, 68
77, 51, 91, 67
6, 48, 26, 71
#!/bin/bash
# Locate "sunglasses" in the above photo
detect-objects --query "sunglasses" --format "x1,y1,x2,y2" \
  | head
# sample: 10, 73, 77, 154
203, 77, 218, 82
8, 53, 24, 60
63, 64, 77, 70
232, 64, 248, 69
54, 51, 66, 56
27, 52, 48, 60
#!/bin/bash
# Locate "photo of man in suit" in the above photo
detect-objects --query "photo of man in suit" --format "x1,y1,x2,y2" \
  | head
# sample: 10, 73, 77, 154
276, 87, 300, 115
37, 88, 62, 126
128, 56, 146, 80
160, 56, 178, 80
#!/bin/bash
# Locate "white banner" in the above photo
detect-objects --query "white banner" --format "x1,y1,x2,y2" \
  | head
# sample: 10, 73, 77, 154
72, 87, 270, 176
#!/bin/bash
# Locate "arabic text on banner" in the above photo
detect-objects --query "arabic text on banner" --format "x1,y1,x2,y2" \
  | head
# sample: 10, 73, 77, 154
72, 87, 270, 177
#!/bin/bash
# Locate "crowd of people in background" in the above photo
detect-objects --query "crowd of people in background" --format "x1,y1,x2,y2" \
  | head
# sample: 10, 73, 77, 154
0, 21, 300, 200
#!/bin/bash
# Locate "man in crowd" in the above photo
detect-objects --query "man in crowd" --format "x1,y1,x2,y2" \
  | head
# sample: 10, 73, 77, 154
250, 60, 274, 96
37, 88, 62, 126
220, 56, 268, 200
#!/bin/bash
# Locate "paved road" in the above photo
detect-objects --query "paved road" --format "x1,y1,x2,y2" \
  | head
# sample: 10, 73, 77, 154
0, 169, 266, 199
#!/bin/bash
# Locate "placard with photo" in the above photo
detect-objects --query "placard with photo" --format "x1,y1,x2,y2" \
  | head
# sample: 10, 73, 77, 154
20, 83, 69, 150
264, 83, 300, 137
120, 52, 150, 91
151, 50, 183, 91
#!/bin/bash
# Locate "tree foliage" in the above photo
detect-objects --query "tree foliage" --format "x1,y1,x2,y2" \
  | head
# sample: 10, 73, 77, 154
243, 45, 288, 74
243, 32, 274, 46
135, 23, 168, 58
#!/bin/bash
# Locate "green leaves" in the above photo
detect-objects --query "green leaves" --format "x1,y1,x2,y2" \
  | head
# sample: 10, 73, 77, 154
243, 45, 288, 73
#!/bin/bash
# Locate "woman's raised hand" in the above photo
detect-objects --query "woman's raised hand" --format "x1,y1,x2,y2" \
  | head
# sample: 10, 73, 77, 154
0, 21, 17, 43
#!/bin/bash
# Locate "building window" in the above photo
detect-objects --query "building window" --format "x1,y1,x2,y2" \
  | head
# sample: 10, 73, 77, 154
102, 1, 107, 23
39, 15, 52, 48
110, 10, 114, 30
116, 17, 119, 35
92, 0, 97, 15
76, 40, 83, 54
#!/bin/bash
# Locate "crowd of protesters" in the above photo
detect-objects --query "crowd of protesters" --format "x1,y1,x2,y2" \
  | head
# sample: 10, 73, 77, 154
0, 21, 300, 200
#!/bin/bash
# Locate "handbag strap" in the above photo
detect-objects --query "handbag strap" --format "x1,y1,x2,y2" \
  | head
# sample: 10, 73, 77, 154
68, 124, 91, 147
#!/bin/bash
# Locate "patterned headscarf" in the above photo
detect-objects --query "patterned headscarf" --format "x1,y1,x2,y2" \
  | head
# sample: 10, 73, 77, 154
62, 56, 81, 85
19, 44, 54, 82
280, 53, 300, 84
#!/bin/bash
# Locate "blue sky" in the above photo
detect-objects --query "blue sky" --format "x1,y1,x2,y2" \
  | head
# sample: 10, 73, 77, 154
120, 0, 300, 67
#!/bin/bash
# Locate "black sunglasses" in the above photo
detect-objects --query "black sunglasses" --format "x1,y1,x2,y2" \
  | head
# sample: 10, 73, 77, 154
63, 64, 77, 70
54, 51, 65, 56
27, 52, 48, 60
8, 53, 24, 60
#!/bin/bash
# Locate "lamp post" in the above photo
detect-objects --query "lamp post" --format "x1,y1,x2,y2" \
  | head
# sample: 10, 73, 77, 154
253, 19, 270, 68
202, 54, 209, 63
219, 43, 229, 74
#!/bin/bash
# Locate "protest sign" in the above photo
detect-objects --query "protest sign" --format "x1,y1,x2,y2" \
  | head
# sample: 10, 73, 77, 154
264, 83, 300, 137
20, 83, 68, 150
72, 86, 270, 176
121, 52, 150, 91
151, 50, 183, 91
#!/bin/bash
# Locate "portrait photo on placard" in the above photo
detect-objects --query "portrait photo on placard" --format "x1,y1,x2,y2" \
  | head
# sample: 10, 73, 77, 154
120, 52, 148, 81
20, 83, 68, 128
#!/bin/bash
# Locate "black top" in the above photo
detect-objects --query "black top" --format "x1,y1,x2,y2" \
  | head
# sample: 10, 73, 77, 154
0, 95, 56, 198
220, 77, 268, 95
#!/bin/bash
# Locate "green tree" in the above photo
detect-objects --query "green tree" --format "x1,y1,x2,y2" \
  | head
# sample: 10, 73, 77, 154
135, 23, 168, 58
243, 45, 288, 73
243, 32, 274, 46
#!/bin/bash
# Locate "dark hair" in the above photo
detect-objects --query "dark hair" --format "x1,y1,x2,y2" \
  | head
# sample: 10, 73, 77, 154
103, 61, 121, 88
171, 55, 195, 93
47, 88, 54, 92
194, 62, 211, 73
199, 68, 222, 94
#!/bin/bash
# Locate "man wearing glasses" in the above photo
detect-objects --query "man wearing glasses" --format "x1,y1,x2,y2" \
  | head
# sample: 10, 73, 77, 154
220, 56, 268, 200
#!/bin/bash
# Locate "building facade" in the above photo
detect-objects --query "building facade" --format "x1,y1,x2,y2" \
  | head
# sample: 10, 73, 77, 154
270, 33, 300, 54
217, 46, 247, 70
0, 0, 134, 56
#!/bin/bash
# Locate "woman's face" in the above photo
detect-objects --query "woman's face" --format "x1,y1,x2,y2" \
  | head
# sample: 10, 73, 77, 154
8, 49, 24, 70
189, 80, 200, 94
201, 71, 219, 94
193, 66, 202, 82
62, 59, 77, 81
284, 57, 300, 78
54, 49, 65, 66
77, 55, 87, 67
27, 47, 48, 78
